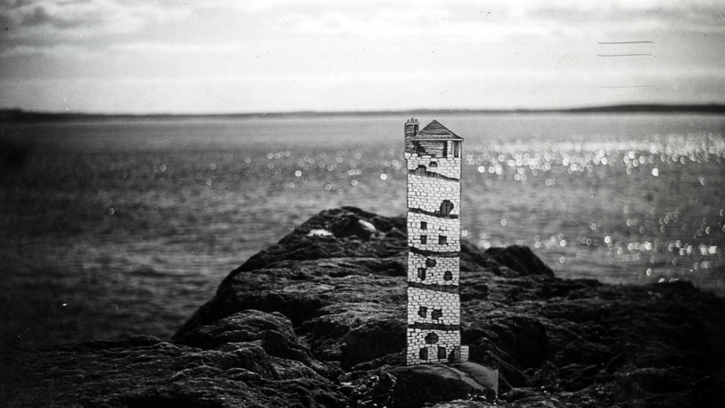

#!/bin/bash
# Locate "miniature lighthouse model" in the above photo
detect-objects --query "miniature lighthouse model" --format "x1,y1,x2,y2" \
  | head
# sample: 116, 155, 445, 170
404, 118, 468, 365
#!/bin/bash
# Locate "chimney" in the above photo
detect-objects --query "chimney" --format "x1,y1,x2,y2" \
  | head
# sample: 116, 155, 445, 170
404, 118, 418, 154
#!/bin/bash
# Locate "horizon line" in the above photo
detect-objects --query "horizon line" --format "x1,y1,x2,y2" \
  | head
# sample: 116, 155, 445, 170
1, 103, 724, 120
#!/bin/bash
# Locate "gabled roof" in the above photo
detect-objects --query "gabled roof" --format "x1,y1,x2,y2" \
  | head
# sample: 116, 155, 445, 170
411, 120, 463, 141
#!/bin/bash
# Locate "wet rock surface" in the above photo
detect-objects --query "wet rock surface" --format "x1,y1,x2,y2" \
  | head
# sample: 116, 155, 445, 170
2, 207, 724, 407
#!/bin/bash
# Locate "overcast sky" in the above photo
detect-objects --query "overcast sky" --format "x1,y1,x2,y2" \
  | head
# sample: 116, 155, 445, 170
1, 0, 724, 114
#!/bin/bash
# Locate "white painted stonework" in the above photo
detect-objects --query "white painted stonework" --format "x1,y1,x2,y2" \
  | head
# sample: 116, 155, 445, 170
406, 213, 461, 253
407, 287, 461, 325
405, 153, 462, 180
407, 252, 460, 286
406, 175, 461, 218
404, 118, 468, 365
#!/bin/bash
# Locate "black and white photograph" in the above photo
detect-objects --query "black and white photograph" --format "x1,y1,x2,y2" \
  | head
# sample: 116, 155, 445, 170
1, 1, 724, 407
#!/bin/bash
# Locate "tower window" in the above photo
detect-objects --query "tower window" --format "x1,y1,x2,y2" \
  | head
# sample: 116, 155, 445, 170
438, 347, 447, 360
420, 235, 427, 244
418, 306, 427, 318
429, 161, 438, 167
420, 221, 427, 230
417, 268, 426, 281
425, 332, 439, 344
431, 309, 443, 320
439, 235, 447, 245
440, 200, 454, 216
419, 347, 428, 360
426, 258, 436, 267
443, 271, 453, 281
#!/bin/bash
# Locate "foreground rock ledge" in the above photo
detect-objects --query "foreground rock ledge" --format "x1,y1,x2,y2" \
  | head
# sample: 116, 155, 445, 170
2, 207, 724, 408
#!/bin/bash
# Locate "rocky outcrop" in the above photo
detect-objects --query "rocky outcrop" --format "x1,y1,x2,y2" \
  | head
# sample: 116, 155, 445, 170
2, 329, 346, 407
2, 207, 724, 408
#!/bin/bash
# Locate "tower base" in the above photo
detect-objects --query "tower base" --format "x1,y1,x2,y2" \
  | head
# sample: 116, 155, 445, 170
406, 345, 469, 365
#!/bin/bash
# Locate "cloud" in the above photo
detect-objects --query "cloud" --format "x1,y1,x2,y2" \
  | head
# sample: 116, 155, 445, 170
524, 0, 725, 33
261, 0, 725, 40
1, 0, 723, 112
1, 0, 191, 41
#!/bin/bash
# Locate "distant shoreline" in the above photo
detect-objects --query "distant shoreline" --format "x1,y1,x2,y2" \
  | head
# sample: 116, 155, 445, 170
1, 104, 724, 123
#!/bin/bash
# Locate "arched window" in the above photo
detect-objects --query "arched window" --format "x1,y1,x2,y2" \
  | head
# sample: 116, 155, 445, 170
426, 258, 436, 267
431, 309, 443, 320
443, 271, 453, 281
417, 268, 426, 281
425, 332, 439, 344
440, 200, 454, 216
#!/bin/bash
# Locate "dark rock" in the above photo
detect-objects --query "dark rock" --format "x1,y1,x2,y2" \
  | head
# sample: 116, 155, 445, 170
613, 367, 694, 407
558, 363, 601, 391
341, 318, 406, 370
174, 310, 340, 379
1, 333, 346, 407
172, 256, 408, 368
485, 246, 555, 277
466, 336, 529, 389
227, 207, 407, 276
555, 338, 613, 367
350, 351, 405, 372
483, 314, 549, 369
387, 226, 407, 240
370, 214, 402, 232
372, 363, 492, 408
329, 212, 376, 241
690, 369, 725, 408
346, 372, 399, 408
174, 309, 295, 349
501, 387, 543, 403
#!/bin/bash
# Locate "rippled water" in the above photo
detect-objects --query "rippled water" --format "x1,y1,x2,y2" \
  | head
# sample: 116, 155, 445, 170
1, 113, 724, 348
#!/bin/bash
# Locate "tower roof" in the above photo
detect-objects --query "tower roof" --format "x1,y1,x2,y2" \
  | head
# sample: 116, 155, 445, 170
411, 120, 463, 141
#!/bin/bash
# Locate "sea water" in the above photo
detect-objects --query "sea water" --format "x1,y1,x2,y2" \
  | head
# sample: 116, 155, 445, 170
1, 113, 724, 347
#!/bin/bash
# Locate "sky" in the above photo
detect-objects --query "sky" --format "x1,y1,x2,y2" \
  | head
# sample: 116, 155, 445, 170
1, 0, 724, 114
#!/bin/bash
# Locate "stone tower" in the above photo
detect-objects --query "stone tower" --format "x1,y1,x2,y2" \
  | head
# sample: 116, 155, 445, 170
404, 118, 468, 365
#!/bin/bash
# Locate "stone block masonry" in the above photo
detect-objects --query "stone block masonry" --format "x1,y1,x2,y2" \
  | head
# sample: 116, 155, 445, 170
405, 152, 462, 180
407, 175, 461, 218
407, 212, 461, 253
404, 118, 467, 365
407, 287, 460, 326
407, 252, 460, 286
406, 328, 465, 364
